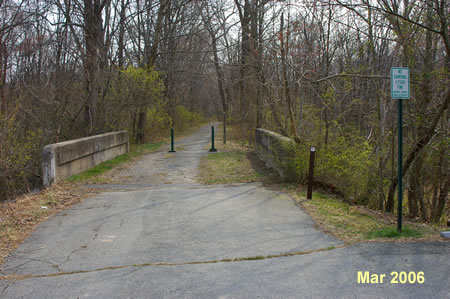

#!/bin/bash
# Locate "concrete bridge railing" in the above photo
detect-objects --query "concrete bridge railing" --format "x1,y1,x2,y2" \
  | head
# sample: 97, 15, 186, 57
42, 131, 129, 187
255, 128, 297, 182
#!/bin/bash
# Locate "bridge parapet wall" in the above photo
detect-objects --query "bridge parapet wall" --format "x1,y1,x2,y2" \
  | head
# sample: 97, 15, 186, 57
42, 131, 129, 187
255, 128, 297, 181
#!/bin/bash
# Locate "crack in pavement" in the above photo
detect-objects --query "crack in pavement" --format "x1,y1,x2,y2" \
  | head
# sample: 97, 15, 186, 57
58, 222, 104, 269
0, 281, 13, 297
2, 257, 61, 275
0, 244, 346, 281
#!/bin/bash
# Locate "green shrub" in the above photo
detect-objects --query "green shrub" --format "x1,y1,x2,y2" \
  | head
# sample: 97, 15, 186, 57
294, 135, 373, 201
0, 108, 43, 200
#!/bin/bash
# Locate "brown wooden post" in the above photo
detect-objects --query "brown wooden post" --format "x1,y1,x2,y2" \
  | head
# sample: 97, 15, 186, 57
307, 146, 316, 199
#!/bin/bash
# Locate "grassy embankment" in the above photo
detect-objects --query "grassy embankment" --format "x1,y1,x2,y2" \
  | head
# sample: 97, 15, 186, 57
196, 124, 443, 244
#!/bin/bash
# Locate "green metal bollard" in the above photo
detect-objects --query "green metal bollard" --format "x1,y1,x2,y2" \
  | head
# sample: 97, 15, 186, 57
169, 128, 176, 152
209, 126, 217, 152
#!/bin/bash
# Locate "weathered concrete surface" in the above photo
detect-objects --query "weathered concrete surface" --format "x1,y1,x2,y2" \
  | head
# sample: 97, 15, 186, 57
103, 125, 213, 186
42, 131, 129, 187
1, 242, 448, 298
2, 124, 449, 298
255, 128, 297, 181
0, 185, 340, 277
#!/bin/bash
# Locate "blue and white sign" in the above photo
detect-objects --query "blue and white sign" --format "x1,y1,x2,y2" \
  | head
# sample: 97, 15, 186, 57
391, 67, 410, 99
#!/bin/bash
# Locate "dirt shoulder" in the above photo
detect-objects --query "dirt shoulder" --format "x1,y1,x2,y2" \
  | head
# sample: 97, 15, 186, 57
0, 182, 98, 265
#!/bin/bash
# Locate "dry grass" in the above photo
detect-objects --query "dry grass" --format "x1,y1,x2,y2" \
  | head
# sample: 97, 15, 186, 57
0, 182, 97, 266
198, 123, 279, 185
197, 141, 263, 184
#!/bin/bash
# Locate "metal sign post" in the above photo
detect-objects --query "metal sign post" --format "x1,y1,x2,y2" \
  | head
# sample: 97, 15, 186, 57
391, 67, 410, 232
397, 99, 403, 232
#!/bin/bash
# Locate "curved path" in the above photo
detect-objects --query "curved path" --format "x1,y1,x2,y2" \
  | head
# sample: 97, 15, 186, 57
1, 124, 448, 298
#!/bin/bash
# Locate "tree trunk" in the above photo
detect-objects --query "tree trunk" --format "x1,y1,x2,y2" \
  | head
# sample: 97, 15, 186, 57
0, 37, 6, 114
83, 0, 107, 134
252, 0, 262, 128
367, 5, 387, 210
147, 0, 166, 68
235, 0, 259, 125
280, 12, 299, 141
208, 28, 227, 117
117, 0, 127, 68
431, 177, 449, 224
136, 110, 146, 143
431, 109, 449, 223
407, 155, 421, 218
